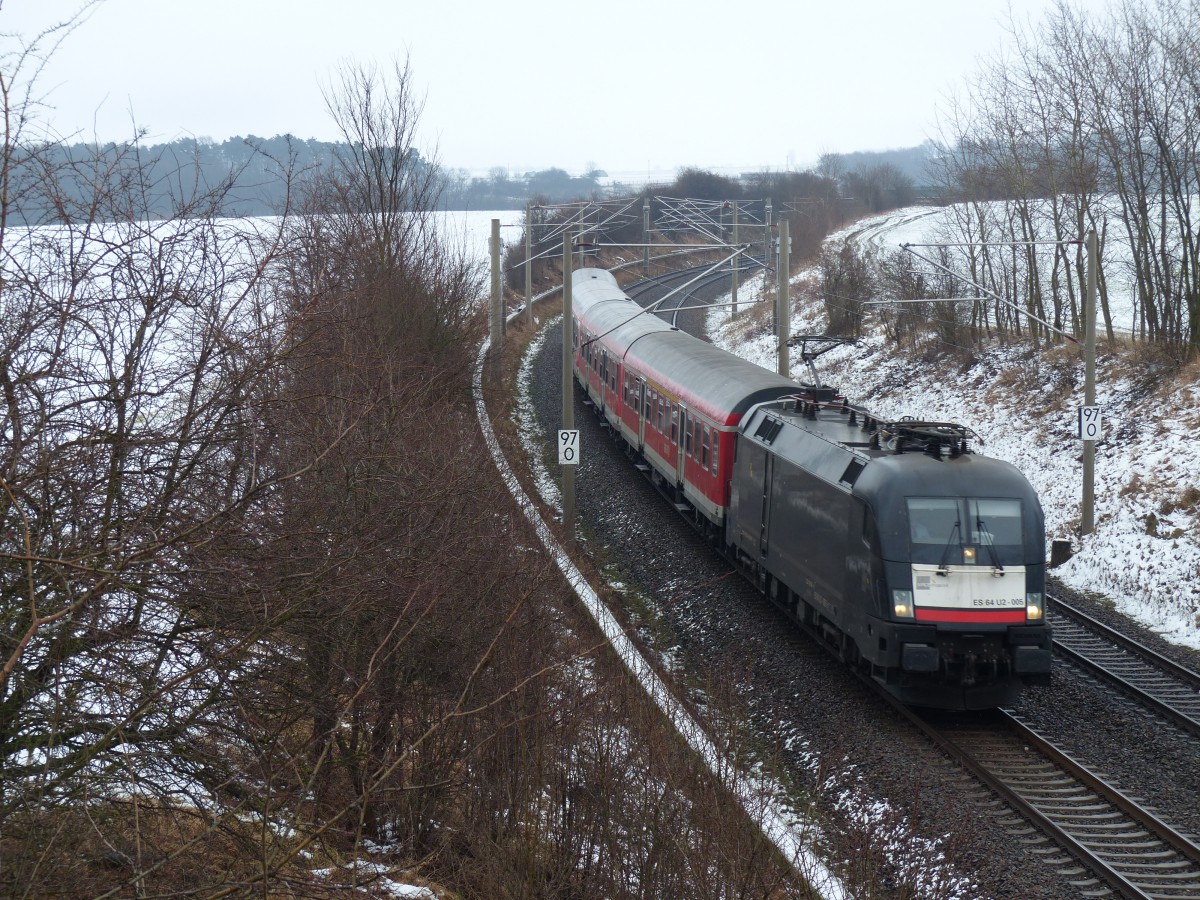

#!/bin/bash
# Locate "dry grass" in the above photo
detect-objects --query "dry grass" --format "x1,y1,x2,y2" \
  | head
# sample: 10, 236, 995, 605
1120, 472, 1145, 498
1159, 484, 1200, 516
0, 802, 319, 897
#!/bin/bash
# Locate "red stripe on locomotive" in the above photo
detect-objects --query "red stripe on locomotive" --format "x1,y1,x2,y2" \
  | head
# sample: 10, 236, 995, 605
914, 608, 1028, 624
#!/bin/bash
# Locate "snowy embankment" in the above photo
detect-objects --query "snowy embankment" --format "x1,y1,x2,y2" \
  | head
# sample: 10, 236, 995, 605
707, 207, 1200, 650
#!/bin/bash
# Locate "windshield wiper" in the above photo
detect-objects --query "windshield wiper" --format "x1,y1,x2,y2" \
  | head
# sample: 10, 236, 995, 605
976, 517, 1004, 574
936, 520, 960, 576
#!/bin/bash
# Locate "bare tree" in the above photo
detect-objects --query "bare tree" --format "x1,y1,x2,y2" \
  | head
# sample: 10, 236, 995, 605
844, 162, 916, 214
0, 12, 319, 892
928, 0, 1200, 357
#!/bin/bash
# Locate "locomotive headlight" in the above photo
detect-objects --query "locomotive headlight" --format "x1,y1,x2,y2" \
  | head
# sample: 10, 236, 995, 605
963, 546, 977, 563
892, 590, 915, 618
1025, 593, 1044, 620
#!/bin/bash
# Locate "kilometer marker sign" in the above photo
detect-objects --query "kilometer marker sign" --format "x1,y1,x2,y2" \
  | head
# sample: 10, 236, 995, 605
558, 429, 579, 465
1077, 406, 1102, 441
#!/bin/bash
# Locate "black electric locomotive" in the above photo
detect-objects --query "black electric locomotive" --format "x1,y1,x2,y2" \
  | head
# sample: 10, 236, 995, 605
569, 268, 1051, 709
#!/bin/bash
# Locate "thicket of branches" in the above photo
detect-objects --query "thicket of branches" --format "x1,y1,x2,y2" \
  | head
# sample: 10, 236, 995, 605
918, 0, 1200, 357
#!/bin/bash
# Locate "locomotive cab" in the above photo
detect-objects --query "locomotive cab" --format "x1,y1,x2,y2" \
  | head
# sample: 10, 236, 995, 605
727, 398, 1052, 710
857, 454, 1052, 708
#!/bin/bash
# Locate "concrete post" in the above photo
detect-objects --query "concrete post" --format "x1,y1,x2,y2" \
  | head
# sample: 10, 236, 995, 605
643, 199, 651, 274
765, 199, 773, 271
776, 218, 790, 377
1082, 229, 1098, 536
525, 204, 533, 328
731, 202, 739, 316
490, 218, 502, 355
561, 232, 575, 541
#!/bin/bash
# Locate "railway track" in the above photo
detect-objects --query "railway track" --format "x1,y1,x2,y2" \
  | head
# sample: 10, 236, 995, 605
1050, 596, 1200, 738
927, 708, 1200, 899
626, 258, 764, 329
792, 595, 1200, 897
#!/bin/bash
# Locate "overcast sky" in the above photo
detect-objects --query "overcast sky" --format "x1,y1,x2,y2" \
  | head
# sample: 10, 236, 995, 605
4, 0, 1109, 180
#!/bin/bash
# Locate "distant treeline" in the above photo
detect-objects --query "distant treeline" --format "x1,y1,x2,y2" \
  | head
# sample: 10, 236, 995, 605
11, 134, 938, 221
441, 165, 609, 210
12, 135, 613, 220
13, 135, 340, 222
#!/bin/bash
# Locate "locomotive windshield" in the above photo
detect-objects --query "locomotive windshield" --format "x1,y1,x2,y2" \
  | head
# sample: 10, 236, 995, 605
906, 497, 1023, 565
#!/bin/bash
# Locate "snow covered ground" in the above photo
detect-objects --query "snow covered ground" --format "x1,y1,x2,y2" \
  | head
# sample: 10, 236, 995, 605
706, 207, 1200, 650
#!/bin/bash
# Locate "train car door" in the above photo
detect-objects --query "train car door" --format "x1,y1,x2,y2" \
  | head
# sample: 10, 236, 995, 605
637, 379, 647, 448
758, 454, 774, 556
598, 349, 607, 414
674, 404, 686, 485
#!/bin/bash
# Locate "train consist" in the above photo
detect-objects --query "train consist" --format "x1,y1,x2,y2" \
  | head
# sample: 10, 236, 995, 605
569, 268, 1051, 709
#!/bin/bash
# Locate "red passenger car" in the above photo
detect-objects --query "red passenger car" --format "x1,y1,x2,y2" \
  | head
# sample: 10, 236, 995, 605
570, 268, 798, 535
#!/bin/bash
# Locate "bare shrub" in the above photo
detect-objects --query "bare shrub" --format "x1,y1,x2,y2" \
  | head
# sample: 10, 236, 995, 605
821, 240, 875, 337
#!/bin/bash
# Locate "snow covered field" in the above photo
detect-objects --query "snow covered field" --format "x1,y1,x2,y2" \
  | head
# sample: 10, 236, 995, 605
437, 208, 523, 267
706, 208, 1200, 650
